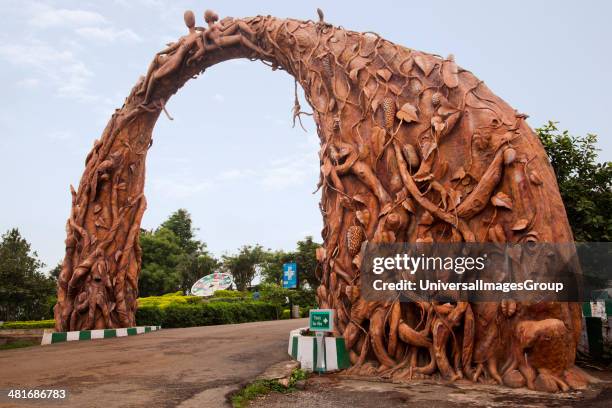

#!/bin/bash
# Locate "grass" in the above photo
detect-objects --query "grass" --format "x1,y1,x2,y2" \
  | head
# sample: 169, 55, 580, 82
0, 319, 55, 329
0, 340, 39, 350
231, 369, 307, 408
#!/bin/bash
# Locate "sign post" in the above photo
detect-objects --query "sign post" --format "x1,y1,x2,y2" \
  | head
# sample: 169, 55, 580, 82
282, 262, 297, 289
309, 309, 334, 372
283, 262, 298, 318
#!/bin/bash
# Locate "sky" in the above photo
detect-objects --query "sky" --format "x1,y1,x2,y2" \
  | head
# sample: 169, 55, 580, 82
1, 0, 611, 272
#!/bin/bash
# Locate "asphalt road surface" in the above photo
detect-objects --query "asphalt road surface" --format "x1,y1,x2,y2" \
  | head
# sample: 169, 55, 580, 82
0, 318, 308, 408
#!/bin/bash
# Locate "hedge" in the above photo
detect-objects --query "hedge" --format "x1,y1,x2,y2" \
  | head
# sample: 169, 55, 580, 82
137, 294, 201, 309
1, 319, 55, 329
207, 297, 251, 303
212, 290, 249, 298
136, 301, 282, 328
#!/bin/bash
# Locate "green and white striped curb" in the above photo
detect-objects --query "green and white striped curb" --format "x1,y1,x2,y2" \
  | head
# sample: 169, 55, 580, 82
580, 301, 612, 360
288, 328, 350, 372
582, 300, 612, 319
41, 325, 161, 345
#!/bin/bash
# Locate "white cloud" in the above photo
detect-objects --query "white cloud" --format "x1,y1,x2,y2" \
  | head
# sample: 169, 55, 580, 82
56, 61, 94, 100
0, 42, 71, 67
0, 41, 95, 102
158, 156, 192, 165
218, 168, 257, 181
113, 0, 165, 9
148, 167, 261, 200
148, 149, 318, 198
47, 130, 73, 141
260, 148, 319, 191
150, 177, 214, 199
300, 132, 321, 150
213, 93, 225, 103
29, 7, 107, 28
261, 133, 320, 189
16, 78, 40, 88
26, 3, 141, 45
75, 26, 142, 43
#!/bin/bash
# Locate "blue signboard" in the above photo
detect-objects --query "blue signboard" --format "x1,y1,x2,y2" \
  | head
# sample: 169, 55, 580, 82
283, 262, 297, 289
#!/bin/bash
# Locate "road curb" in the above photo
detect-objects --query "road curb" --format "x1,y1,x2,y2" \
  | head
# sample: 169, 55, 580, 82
288, 327, 350, 372
41, 325, 161, 345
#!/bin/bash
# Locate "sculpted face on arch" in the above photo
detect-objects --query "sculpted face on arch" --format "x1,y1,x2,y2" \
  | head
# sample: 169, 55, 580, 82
54, 8, 590, 392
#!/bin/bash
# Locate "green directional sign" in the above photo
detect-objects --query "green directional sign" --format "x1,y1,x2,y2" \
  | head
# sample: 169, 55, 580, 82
309, 309, 334, 332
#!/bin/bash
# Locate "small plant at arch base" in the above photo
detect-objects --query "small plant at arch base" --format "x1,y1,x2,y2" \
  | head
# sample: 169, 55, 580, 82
231, 369, 308, 408
53, 7, 595, 393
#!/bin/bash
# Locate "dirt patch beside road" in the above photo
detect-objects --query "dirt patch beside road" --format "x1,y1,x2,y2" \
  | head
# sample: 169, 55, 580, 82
250, 371, 612, 408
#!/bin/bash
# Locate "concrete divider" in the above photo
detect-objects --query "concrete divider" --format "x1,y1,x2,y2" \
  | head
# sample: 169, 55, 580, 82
288, 327, 350, 372
41, 325, 161, 345
580, 301, 612, 360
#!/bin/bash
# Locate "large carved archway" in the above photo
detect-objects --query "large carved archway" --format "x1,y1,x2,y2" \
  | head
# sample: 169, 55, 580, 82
55, 10, 593, 392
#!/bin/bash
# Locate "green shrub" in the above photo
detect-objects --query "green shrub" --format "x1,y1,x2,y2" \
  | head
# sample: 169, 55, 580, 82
162, 291, 184, 297
290, 289, 317, 309
206, 297, 250, 303
137, 294, 201, 309
258, 283, 317, 310
213, 290, 249, 298
231, 368, 308, 408
134, 306, 164, 327
1, 319, 55, 329
136, 301, 281, 328
281, 309, 291, 319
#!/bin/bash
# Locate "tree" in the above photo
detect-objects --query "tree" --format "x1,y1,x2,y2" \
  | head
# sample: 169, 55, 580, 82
294, 236, 321, 288
257, 237, 319, 310
537, 122, 612, 241
222, 245, 266, 291
0, 228, 55, 321
160, 209, 202, 254
259, 237, 321, 288
48, 262, 62, 282
260, 250, 294, 285
177, 251, 219, 294
138, 210, 219, 296
138, 263, 180, 298
138, 227, 183, 296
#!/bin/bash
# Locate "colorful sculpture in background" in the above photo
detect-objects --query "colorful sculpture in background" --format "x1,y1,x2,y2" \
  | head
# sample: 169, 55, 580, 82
190, 272, 234, 297
54, 8, 595, 392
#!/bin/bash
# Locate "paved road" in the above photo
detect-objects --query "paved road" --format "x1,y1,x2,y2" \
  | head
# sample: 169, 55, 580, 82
0, 319, 307, 408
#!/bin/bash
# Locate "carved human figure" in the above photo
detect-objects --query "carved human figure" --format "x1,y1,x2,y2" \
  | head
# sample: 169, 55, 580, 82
201, 9, 270, 56
138, 10, 205, 104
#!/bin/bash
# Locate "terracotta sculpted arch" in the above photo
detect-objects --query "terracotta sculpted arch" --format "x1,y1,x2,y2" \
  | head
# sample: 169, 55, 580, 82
54, 9, 594, 392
